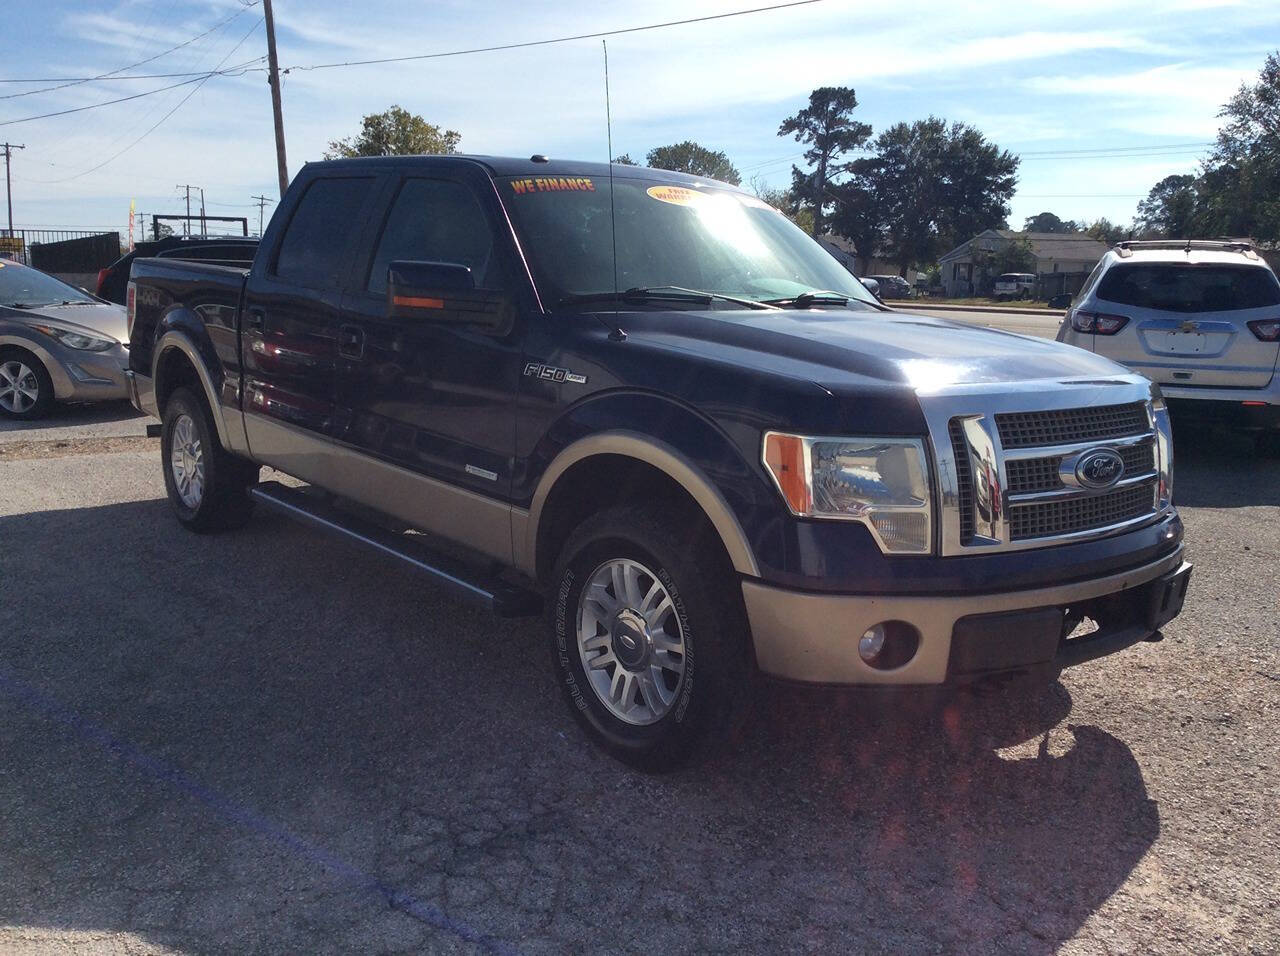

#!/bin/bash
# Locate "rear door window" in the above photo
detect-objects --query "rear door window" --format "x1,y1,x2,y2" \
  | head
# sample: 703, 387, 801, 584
273, 177, 377, 287
1097, 264, 1280, 312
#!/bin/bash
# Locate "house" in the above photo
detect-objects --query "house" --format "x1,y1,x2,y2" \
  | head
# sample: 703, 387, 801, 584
938, 230, 1109, 298
816, 233, 918, 284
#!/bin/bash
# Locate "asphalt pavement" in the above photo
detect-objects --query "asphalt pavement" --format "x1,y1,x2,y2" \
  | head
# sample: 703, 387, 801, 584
897, 304, 1065, 340
0, 408, 1277, 954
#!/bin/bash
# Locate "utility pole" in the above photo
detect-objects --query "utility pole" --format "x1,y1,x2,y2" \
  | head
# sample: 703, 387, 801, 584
199, 187, 206, 235
177, 184, 195, 235
2, 142, 25, 238
251, 194, 274, 236
263, 0, 289, 199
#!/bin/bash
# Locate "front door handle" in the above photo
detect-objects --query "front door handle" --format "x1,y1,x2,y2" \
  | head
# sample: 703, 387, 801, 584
338, 323, 365, 359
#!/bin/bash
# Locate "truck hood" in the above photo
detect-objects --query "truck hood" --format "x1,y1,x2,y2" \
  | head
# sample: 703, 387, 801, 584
620, 306, 1131, 392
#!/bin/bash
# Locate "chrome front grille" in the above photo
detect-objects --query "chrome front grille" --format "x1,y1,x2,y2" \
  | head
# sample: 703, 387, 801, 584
942, 395, 1163, 552
994, 401, 1150, 449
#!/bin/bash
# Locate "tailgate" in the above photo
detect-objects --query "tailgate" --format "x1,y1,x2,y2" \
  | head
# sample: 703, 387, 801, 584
1128, 309, 1278, 389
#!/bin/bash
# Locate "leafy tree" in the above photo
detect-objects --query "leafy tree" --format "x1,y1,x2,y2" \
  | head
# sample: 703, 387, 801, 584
839, 117, 1018, 273
644, 141, 741, 184
778, 87, 873, 236
1196, 51, 1280, 241
1084, 217, 1127, 246
612, 154, 637, 165
1023, 211, 1080, 233
324, 105, 460, 159
1134, 174, 1199, 238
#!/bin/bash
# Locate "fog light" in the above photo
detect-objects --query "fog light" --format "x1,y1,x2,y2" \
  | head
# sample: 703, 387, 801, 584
858, 620, 921, 670
859, 625, 887, 662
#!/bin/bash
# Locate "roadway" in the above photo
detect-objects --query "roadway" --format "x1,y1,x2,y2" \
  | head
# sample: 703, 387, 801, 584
892, 303, 1066, 340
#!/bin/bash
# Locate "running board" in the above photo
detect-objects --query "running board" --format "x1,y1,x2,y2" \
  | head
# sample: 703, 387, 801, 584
249, 481, 542, 618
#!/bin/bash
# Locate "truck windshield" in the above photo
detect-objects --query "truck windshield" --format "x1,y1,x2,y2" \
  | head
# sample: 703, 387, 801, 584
499, 174, 880, 309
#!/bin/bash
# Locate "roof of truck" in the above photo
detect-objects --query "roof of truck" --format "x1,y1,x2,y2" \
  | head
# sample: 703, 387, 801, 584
304, 154, 739, 188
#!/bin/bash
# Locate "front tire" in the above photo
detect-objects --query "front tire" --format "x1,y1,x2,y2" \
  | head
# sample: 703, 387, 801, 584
161, 387, 258, 532
0, 348, 55, 420
548, 504, 753, 770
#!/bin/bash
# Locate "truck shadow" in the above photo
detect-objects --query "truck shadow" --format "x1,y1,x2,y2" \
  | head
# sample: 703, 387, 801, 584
1171, 420, 1280, 507
0, 498, 1157, 953
0, 398, 144, 434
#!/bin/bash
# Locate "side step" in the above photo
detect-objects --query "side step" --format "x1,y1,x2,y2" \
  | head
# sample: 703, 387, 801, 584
249, 481, 542, 618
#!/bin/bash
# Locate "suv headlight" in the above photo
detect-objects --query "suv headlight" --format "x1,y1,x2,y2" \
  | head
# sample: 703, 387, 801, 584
763, 432, 934, 554
32, 324, 116, 352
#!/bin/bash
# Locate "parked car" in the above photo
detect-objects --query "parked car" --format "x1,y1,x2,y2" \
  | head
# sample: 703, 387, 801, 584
994, 273, 1036, 301
126, 156, 1191, 769
96, 236, 259, 305
0, 260, 128, 419
1056, 240, 1279, 450
866, 274, 913, 299
858, 276, 880, 298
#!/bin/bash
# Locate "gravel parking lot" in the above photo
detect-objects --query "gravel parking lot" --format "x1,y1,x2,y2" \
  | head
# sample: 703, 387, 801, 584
0, 412, 1276, 954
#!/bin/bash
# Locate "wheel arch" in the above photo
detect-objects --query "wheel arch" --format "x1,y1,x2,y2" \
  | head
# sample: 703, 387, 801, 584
151, 330, 234, 450
520, 431, 760, 584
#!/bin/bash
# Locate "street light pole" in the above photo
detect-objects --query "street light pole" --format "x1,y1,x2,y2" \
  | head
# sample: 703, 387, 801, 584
263, 0, 290, 199
2, 142, 25, 237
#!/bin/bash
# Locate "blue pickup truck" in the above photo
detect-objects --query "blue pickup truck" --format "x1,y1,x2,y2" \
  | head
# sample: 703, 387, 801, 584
125, 155, 1191, 768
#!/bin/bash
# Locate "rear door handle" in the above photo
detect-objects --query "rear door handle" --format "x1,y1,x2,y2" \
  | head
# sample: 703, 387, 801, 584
338, 323, 365, 359
245, 307, 265, 330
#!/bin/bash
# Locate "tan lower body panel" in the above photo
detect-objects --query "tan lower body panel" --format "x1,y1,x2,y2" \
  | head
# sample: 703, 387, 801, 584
742, 547, 1184, 685
242, 413, 517, 566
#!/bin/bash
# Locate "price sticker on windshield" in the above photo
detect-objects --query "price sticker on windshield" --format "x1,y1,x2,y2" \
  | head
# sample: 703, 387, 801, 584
646, 185, 704, 206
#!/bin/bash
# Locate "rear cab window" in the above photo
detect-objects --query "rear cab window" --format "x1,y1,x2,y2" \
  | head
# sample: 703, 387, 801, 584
1097, 264, 1280, 313
272, 177, 378, 288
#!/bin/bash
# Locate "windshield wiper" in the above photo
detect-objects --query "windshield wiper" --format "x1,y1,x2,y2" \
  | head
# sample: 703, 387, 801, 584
760, 290, 851, 308
559, 286, 779, 311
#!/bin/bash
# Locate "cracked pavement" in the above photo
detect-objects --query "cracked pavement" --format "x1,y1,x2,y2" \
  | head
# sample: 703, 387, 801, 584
0, 417, 1276, 954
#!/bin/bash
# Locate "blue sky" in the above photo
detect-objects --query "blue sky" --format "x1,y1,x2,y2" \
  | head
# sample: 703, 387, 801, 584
3, 0, 1277, 242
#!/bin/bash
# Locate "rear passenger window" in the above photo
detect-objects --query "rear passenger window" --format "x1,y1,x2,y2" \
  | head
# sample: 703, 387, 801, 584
274, 177, 376, 286
1097, 264, 1280, 313
367, 179, 498, 294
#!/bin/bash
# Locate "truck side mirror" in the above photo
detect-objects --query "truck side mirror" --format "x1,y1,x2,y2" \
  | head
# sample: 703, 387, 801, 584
386, 259, 513, 333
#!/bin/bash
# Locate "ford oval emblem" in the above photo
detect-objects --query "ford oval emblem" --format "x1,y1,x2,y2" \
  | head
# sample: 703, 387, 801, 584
1075, 448, 1125, 490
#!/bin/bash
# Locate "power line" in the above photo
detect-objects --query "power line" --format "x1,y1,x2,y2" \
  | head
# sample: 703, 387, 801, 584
0, 55, 264, 127
279, 0, 826, 74
1017, 141, 1212, 156
0, 3, 259, 99
19, 19, 264, 184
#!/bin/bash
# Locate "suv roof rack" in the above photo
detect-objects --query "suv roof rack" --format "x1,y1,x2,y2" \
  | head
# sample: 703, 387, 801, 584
1114, 238, 1258, 259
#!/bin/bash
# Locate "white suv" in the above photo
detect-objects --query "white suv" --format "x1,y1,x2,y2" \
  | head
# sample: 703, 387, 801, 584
1056, 240, 1280, 447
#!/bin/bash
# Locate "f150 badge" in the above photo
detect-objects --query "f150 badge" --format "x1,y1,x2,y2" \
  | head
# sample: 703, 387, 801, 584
524, 363, 587, 384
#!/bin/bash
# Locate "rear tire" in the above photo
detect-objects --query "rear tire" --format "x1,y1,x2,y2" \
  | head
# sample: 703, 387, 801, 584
548, 504, 753, 771
161, 387, 258, 532
0, 348, 55, 420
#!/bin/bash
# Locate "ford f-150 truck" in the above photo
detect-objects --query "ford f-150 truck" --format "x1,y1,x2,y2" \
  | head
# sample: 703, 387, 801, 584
126, 155, 1191, 768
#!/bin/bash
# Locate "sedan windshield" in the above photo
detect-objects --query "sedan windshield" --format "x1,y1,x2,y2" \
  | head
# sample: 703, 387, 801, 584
0, 262, 96, 308
500, 174, 880, 309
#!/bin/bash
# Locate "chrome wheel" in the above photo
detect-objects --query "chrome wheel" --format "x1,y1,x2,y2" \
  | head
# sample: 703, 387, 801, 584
169, 413, 205, 509
0, 360, 40, 414
577, 557, 686, 725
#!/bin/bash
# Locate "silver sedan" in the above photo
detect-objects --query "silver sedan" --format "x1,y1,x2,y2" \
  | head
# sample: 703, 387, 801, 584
0, 259, 129, 419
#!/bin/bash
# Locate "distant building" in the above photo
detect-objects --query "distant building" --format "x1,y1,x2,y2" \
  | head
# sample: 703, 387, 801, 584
816, 233, 917, 284
938, 230, 1109, 298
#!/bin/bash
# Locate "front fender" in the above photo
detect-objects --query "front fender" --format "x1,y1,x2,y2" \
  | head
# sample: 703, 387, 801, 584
517, 389, 784, 578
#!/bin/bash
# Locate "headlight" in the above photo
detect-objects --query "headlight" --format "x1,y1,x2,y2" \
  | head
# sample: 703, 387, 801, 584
763, 432, 934, 554
31, 324, 116, 352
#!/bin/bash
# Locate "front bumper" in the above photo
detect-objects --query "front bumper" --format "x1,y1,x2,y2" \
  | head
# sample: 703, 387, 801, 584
0, 333, 129, 403
743, 547, 1190, 685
